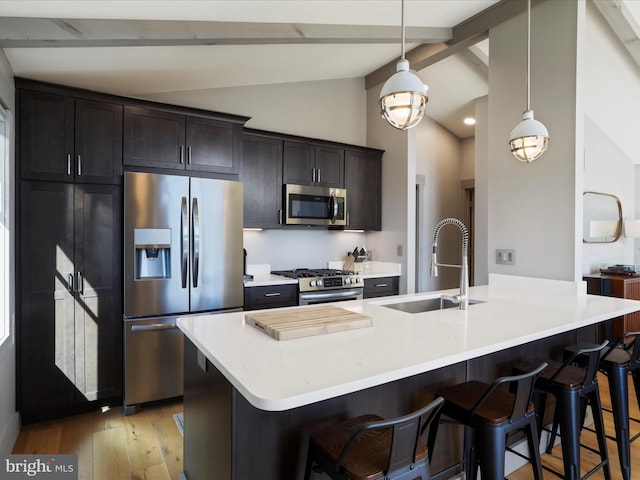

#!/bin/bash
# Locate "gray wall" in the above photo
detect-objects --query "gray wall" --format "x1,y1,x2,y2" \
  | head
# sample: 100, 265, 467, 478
487, 0, 583, 282
0, 48, 17, 454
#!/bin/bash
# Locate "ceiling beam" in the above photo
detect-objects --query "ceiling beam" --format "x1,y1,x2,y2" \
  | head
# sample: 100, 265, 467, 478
592, 0, 640, 68
0, 17, 451, 48
365, 0, 546, 89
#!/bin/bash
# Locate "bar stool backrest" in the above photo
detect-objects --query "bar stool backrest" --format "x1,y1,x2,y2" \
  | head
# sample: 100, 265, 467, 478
550, 341, 609, 387
602, 331, 640, 368
335, 396, 445, 476
469, 362, 547, 422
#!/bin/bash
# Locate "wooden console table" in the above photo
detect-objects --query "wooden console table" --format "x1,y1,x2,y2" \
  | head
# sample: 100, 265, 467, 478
584, 273, 640, 339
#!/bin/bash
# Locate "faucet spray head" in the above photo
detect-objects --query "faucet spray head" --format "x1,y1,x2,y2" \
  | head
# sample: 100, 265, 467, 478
430, 245, 438, 277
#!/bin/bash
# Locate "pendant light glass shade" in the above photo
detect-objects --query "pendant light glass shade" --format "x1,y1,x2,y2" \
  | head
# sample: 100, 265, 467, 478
509, 109, 549, 163
379, 0, 428, 130
508, 0, 549, 162
379, 59, 428, 130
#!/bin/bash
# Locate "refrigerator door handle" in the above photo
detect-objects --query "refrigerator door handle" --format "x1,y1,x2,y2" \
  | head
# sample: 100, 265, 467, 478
192, 197, 200, 288
181, 196, 189, 289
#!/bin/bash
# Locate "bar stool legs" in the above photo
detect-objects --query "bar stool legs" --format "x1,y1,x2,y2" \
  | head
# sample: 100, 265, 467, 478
606, 364, 632, 480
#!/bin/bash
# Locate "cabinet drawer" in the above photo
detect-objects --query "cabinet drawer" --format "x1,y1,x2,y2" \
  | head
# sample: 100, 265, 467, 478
364, 276, 399, 299
244, 284, 298, 310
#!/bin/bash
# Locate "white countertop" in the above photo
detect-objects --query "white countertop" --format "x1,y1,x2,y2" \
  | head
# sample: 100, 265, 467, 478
178, 274, 640, 412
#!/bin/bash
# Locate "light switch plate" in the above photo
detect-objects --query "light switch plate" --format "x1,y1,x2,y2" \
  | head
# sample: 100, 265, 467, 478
496, 249, 515, 265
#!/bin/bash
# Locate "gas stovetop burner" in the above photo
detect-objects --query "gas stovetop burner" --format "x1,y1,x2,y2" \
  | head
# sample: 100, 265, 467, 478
271, 268, 354, 279
271, 268, 362, 292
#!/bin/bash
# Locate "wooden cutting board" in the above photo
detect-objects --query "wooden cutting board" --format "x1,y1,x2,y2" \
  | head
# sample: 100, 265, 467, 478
245, 305, 372, 340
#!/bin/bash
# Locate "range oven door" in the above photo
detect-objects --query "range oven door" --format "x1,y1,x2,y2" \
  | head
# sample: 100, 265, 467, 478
299, 288, 363, 306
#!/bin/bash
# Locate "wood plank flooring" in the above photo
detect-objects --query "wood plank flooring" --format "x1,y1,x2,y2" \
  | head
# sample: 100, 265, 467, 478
12, 400, 183, 480
508, 373, 640, 480
10, 373, 640, 480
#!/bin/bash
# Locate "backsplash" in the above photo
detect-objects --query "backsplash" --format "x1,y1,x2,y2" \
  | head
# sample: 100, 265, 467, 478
243, 229, 366, 270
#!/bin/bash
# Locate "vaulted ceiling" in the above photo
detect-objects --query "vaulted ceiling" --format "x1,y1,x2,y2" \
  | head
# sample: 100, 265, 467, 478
0, 1, 638, 140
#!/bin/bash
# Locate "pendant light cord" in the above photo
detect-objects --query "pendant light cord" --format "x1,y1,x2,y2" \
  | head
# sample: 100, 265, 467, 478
401, 0, 406, 61
526, 0, 531, 111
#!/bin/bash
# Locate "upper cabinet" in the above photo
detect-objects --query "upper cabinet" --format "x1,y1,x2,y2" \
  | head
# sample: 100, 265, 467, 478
241, 132, 283, 229
19, 89, 123, 185
241, 129, 383, 230
123, 106, 244, 176
283, 141, 344, 188
344, 148, 383, 231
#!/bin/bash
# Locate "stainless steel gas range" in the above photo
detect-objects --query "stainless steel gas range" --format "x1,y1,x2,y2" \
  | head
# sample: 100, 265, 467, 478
271, 268, 363, 305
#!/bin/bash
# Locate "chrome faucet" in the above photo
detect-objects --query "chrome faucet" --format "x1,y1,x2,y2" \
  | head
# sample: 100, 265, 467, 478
431, 218, 469, 310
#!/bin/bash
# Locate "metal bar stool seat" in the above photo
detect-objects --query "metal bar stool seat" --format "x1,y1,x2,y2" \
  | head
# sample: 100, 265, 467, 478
558, 332, 640, 480
516, 341, 612, 480
303, 396, 444, 480
431, 362, 547, 480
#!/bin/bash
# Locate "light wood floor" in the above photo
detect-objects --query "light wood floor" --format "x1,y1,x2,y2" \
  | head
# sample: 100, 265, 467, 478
508, 373, 640, 480
12, 399, 184, 480
11, 374, 640, 480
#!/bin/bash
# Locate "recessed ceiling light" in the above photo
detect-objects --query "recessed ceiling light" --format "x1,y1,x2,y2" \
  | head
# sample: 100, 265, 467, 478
464, 117, 476, 126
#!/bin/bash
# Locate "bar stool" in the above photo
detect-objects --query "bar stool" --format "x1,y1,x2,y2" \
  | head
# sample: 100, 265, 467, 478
557, 332, 640, 480
430, 362, 547, 480
517, 341, 611, 480
303, 396, 444, 480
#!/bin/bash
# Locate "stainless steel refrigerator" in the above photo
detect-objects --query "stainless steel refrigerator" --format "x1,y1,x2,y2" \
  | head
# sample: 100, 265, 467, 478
123, 171, 243, 413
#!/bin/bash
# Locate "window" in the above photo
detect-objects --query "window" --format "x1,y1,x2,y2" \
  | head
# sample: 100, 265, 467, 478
0, 106, 9, 345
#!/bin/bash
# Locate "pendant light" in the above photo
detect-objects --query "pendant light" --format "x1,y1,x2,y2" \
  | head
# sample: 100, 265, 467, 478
379, 0, 428, 130
509, 0, 549, 163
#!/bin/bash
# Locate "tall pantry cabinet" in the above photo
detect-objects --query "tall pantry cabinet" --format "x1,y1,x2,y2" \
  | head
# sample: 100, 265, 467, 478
16, 81, 123, 422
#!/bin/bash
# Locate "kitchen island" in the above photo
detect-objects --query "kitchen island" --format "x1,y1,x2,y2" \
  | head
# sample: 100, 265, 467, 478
177, 274, 640, 480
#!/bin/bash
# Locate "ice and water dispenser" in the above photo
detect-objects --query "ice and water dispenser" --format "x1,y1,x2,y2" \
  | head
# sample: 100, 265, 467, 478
134, 228, 171, 279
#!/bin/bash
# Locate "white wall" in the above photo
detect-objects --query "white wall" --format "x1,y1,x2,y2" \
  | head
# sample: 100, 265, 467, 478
414, 116, 464, 292
141, 77, 367, 147
487, 0, 583, 282
582, 116, 635, 273
460, 137, 475, 181
474, 95, 489, 286
0, 48, 17, 454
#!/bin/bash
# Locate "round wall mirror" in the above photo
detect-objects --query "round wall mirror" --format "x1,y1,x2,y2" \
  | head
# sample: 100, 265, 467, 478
583, 191, 623, 243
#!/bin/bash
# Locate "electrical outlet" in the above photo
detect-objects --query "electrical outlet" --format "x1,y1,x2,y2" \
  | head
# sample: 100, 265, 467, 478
496, 249, 515, 265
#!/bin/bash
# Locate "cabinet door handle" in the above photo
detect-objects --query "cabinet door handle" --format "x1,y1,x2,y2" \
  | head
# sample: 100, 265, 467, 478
77, 272, 84, 294
317, 168, 321, 183
346, 212, 350, 226
179, 145, 184, 164
376, 283, 388, 288
264, 292, 281, 297
77, 155, 82, 176
187, 146, 192, 164
312, 167, 316, 183
67, 154, 71, 176
278, 209, 282, 225
68, 273, 74, 293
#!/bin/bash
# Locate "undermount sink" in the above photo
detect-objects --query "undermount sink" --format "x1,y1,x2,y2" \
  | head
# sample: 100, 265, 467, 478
378, 295, 485, 314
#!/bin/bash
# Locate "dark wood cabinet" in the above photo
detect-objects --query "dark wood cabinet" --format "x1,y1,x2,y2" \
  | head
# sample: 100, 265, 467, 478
244, 284, 298, 310
283, 141, 344, 188
18, 181, 122, 420
240, 133, 283, 228
584, 274, 640, 340
19, 89, 123, 184
364, 276, 399, 299
124, 106, 243, 176
344, 148, 382, 231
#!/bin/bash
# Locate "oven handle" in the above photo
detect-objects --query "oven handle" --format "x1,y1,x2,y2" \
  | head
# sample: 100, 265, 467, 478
299, 288, 363, 304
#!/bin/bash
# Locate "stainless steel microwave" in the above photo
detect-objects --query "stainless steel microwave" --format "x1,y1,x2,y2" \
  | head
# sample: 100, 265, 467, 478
284, 184, 347, 226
